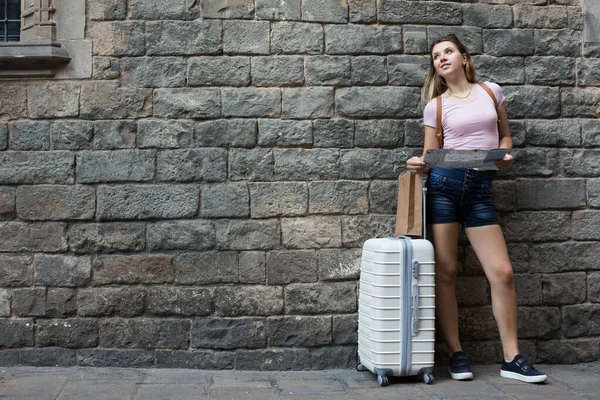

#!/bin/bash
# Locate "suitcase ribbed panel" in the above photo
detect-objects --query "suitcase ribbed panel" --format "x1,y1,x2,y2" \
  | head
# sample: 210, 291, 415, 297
358, 237, 436, 377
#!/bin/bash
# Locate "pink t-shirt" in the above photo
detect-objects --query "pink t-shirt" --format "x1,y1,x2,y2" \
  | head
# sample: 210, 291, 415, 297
423, 82, 505, 150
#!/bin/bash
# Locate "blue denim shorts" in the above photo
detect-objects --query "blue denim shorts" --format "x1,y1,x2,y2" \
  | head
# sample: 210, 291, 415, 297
426, 168, 499, 229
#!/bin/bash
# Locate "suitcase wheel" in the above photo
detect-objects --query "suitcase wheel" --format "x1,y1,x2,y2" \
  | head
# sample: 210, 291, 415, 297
423, 373, 434, 385
377, 375, 389, 387
355, 362, 367, 372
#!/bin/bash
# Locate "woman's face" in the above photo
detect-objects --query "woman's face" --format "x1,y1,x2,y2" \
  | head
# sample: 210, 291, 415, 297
431, 41, 467, 78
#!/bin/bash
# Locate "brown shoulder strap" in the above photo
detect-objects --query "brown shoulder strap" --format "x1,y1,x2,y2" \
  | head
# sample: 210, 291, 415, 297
478, 82, 498, 110
435, 96, 443, 148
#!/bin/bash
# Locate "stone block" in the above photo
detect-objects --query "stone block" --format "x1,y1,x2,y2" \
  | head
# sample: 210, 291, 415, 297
473, 56, 524, 85
34, 254, 91, 287
462, 4, 512, 28
266, 250, 318, 284
192, 318, 266, 349
274, 149, 340, 180
196, 119, 257, 148
154, 88, 220, 119
525, 56, 575, 85
349, 0, 376, 23
252, 56, 304, 86
0, 187, 14, 220
561, 88, 600, 117
514, 274, 543, 306
578, 58, 600, 86
37, 319, 98, 348
325, 25, 403, 54
538, 338, 600, 364
509, 148, 560, 177
0, 222, 67, 252
97, 184, 199, 220
188, 56, 250, 86
351, 56, 388, 85
80, 82, 152, 120
563, 150, 600, 177
516, 179, 586, 209
174, 252, 239, 284
282, 87, 334, 119
235, 348, 311, 370
492, 180, 515, 212
285, 282, 357, 314
0, 84, 27, 120
542, 272, 587, 306
99, 319, 189, 349
20, 348, 76, 367
355, 120, 404, 148
216, 219, 280, 250
332, 314, 358, 345
239, 251, 266, 284
563, 304, 600, 338
341, 149, 408, 179
17, 185, 95, 220
201, 0, 254, 19
46, 288, 77, 318
229, 148, 274, 181
342, 215, 395, 247
0, 349, 19, 366
50, 120, 94, 150
27, 82, 79, 119
525, 119, 581, 147
77, 349, 154, 367
0, 289, 9, 316
369, 179, 397, 214
157, 149, 227, 182
309, 181, 368, 214
313, 119, 354, 148
258, 119, 312, 147
249, 182, 308, 218
76, 150, 154, 183
428, 26, 483, 55
78, 287, 145, 317
271, 22, 323, 54
147, 20, 221, 55
502, 86, 560, 118
318, 248, 361, 281
93, 120, 136, 150
94, 255, 174, 284
68, 223, 145, 254
92, 56, 120, 80
129, 0, 200, 19
388, 55, 429, 86
402, 25, 428, 55
156, 350, 234, 369
0, 318, 34, 347
568, 5, 583, 29
88, 21, 146, 56
456, 276, 490, 307
222, 88, 281, 118
147, 287, 212, 316
589, 179, 600, 208
137, 119, 193, 149
214, 286, 284, 316
305, 56, 350, 86
589, 272, 600, 302
515, 5, 568, 28
89, 0, 126, 20
302, 0, 348, 23
404, 119, 425, 147
12, 288, 45, 317
0, 124, 6, 149
379, 0, 461, 24
256, 0, 300, 20
267, 315, 331, 346
281, 216, 342, 249
121, 57, 187, 88
503, 211, 571, 243
509, 120, 527, 147
573, 211, 600, 240
484, 29, 535, 56
223, 20, 270, 55
0, 271, 38, 308
535, 29, 581, 56
458, 307, 498, 341
8, 121, 50, 150
311, 345, 357, 369
148, 220, 215, 251
337, 87, 420, 118
529, 242, 600, 273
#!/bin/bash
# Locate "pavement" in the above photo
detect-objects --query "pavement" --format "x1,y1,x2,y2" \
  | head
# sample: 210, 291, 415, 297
0, 362, 599, 399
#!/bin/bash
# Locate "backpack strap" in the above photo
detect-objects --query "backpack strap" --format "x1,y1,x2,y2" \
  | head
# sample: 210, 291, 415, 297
435, 96, 443, 148
478, 82, 498, 110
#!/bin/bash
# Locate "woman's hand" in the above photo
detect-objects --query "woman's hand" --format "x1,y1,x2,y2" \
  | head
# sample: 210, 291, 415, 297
495, 153, 515, 172
406, 156, 428, 174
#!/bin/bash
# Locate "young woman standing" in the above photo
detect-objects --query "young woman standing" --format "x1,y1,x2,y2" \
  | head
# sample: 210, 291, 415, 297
406, 35, 547, 384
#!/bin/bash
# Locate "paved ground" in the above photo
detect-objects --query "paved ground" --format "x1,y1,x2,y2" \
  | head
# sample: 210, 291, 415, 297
0, 362, 598, 399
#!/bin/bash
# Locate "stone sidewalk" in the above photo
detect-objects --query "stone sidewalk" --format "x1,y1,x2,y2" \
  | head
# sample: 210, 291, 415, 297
0, 362, 598, 399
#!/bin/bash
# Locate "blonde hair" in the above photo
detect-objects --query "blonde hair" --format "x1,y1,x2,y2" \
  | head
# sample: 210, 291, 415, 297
421, 34, 477, 103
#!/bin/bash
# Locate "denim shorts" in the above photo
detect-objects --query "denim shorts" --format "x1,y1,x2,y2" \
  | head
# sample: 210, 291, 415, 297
426, 168, 499, 229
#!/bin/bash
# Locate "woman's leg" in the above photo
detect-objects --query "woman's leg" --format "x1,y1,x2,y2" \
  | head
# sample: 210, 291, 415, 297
465, 224, 519, 361
429, 222, 462, 355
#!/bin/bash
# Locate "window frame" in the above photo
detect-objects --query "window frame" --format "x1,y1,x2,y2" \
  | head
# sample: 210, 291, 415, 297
0, 0, 22, 42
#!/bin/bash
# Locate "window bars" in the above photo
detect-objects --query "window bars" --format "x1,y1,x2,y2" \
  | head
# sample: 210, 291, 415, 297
0, 0, 20, 42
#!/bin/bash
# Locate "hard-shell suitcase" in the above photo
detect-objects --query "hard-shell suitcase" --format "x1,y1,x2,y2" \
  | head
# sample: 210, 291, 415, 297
356, 186, 436, 386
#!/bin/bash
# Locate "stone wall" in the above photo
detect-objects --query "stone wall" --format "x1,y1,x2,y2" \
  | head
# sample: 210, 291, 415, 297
0, 0, 598, 369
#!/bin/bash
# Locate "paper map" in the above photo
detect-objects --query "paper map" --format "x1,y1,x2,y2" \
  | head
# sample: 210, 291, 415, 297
423, 149, 508, 170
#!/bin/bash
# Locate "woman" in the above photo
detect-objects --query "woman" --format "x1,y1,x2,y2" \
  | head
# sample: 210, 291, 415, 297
406, 34, 547, 384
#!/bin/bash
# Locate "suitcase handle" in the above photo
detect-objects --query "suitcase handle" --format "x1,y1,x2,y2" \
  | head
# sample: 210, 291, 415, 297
412, 283, 419, 334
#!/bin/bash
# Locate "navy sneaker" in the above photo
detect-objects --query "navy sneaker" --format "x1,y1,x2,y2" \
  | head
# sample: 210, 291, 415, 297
448, 351, 473, 380
501, 354, 547, 383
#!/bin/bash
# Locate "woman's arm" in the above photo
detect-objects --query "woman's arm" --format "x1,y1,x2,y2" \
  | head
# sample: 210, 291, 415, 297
406, 125, 440, 174
495, 103, 515, 171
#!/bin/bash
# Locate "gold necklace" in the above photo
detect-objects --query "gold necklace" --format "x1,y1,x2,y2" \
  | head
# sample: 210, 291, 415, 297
448, 84, 473, 101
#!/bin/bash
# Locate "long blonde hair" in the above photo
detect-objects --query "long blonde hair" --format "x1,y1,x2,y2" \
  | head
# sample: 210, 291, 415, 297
421, 34, 477, 103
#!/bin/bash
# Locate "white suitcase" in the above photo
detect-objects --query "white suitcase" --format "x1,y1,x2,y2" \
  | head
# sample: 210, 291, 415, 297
356, 187, 436, 386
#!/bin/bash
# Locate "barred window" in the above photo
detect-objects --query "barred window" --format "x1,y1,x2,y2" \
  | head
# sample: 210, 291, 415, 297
0, 0, 20, 42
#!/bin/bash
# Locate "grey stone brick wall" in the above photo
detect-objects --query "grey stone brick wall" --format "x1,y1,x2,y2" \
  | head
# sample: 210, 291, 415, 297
0, 0, 598, 369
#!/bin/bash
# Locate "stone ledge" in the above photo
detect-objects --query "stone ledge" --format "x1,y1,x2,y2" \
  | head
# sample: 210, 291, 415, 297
0, 41, 71, 77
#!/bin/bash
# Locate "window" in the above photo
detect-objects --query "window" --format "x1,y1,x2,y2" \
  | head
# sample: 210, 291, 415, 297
0, 0, 20, 42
